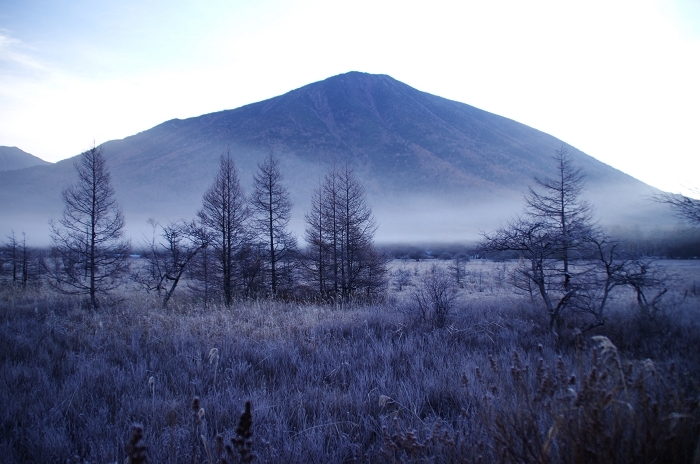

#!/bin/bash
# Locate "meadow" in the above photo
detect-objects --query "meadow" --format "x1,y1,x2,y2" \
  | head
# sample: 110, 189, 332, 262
1, 259, 699, 463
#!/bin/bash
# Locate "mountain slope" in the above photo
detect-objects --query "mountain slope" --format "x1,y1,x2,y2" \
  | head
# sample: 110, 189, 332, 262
0, 146, 52, 171
0, 72, 670, 244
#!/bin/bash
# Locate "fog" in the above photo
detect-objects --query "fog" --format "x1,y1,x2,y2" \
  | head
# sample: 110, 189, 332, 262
0, 189, 682, 251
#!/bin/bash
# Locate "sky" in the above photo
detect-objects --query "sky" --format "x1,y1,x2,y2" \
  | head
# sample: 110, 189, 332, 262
1, 0, 699, 196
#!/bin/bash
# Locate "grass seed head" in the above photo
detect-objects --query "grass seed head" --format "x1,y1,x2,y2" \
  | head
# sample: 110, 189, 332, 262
208, 348, 219, 364
591, 335, 618, 360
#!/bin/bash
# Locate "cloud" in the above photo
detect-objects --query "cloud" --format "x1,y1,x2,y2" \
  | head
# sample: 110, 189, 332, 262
0, 30, 45, 71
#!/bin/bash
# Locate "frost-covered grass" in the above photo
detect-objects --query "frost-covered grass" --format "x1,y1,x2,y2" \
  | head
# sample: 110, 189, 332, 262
1, 260, 699, 462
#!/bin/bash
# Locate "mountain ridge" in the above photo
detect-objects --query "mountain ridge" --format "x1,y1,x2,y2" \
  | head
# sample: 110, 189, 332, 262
0, 72, 670, 244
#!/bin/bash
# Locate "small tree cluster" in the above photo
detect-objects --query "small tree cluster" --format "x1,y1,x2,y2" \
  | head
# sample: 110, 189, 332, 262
185, 154, 385, 306
303, 165, 387, 302
33, 146, 382, 307
190, 151, 302, 304
0, 231, 42, 288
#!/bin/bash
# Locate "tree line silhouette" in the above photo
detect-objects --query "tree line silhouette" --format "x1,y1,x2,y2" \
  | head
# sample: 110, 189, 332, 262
5, 145, 386, 308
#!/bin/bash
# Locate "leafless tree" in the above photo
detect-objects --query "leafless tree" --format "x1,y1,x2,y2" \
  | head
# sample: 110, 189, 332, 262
198, 151, 249, 306
655, 189, 700, 226
574, 236, 668, 329
481, 217, 573, 333
303, 165, 386, 302
47, 145, 130, 308
303, 179, 329, 297
4, 230, 19, 286
249, 153, 297, 297
482, 148, 669, 335
133, 219, 209, 308
337, 165, 382, 299
618, 256, 668, 318
525, 147, 593, 290
450, 254, 468, 288
481, 148, 596, 334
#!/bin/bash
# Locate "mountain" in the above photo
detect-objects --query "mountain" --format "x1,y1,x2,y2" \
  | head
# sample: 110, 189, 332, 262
0, 146, 52, 171
0, 72, 671, 245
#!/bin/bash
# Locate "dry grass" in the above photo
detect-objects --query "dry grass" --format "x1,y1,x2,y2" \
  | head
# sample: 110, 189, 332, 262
1, 260, 699, 462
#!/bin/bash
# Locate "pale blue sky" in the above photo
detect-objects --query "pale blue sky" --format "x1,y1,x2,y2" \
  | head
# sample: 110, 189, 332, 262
1, 0, 698, 195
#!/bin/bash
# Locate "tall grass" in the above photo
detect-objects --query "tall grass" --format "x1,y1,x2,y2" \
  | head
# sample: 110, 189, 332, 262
1, 261, 699, 462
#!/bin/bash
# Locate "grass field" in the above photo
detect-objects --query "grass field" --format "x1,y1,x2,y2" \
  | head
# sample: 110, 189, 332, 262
1, 259, 699, 462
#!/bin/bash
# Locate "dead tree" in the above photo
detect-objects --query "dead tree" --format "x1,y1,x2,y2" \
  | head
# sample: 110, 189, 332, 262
525, 147, 593, 290
134, 219, 209, 308
198, 151, 249, 306
303, 165, 386, 302
481, 148, 595, 334
481, 218, 574, 333
249, 152, 296, 297
47, 145, 129, 308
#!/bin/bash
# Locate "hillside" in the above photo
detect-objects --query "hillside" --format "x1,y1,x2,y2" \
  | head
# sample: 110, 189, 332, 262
0, 72, 671, 244
0, 146, 52, 171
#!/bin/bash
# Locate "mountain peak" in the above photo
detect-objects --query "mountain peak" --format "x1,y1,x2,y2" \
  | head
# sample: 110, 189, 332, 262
0, 73, 671, 244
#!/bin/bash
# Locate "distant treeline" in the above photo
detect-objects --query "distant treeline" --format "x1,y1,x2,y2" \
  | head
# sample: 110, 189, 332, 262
376, 226, 700, 261
610, 225, 700, 259
2, 227, 699, 289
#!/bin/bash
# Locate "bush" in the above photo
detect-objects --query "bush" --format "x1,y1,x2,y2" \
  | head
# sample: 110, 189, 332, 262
409, 265, 460, 328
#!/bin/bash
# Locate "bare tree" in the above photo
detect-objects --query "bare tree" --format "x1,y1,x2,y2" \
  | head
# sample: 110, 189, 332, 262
525, 147, 593, 290
450, 254, 468, 288
655, 189, 700, 226
198, 151, 249, 306
133, 219, 209, 308
249, 153, 296, 297
618, 256, 668, 318
47, 145, 129, 308
303, 165, 386, 302
337, 165, 380, 299
574, 235, 669, 330
324, 167, 342, 298
482, 148, 669, 335
303, 179, 329, 297
481, 148, 595, 334
4, 230, 18, 286
481, 217, 572, 333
